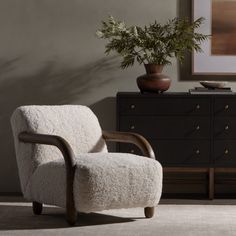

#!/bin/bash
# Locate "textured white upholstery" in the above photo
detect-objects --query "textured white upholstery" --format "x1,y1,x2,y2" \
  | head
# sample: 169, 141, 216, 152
11, 105, 107, 195
11, 105, 162, 213
28, 153, 162, 212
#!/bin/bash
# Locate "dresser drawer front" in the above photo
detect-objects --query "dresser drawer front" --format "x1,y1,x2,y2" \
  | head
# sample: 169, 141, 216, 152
119, 140, 210, 166
214, 118, 236, 139
214, 98, 236, 116
118, 98, 210, 116
214, 141, 236, 166
120, 116, 211, 139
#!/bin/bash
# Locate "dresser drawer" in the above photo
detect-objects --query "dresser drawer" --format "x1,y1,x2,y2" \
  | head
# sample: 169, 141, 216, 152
214, 98, 236, 116
119, 116, 211, 139
214, 118, 236, 139
119, 140, 210, 166
214, 141, 236, 167
118, 98, 210, 116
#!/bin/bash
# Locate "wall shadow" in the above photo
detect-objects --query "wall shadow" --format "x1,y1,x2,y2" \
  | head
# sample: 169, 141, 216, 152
90, 97, 116, 131
0, 56, 120, 192
90, 97, 117, 152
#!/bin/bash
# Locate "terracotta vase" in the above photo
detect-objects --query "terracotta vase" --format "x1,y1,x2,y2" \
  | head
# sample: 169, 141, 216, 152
136, 64, 171, 93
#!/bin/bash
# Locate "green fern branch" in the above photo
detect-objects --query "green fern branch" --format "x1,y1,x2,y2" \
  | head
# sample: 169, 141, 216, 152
96, 16, 209, 69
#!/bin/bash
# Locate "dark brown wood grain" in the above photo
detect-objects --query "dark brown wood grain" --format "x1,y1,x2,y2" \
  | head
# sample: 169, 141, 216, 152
215, 168, 236, 173
209, 168, 214, 200
19, 132, 77, 225
164, 167, 209, 173
102, 130, 155, 159
32, 201, 43, 215
117, 92, 236, 199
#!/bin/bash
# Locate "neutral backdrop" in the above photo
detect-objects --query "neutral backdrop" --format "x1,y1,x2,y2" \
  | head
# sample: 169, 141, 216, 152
0, 0, 234, 193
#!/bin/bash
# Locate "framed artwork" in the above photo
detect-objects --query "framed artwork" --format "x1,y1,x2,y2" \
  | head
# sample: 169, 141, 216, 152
179, 0, 236, 80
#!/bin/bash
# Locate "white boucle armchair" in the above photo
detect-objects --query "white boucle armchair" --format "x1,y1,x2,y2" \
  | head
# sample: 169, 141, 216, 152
11, 105, 162, 225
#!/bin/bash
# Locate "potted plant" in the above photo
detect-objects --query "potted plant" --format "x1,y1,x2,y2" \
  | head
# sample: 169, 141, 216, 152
96, 16, 209, 93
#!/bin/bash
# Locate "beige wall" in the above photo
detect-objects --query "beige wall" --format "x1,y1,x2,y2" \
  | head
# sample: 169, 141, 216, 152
0, 0, 235, 193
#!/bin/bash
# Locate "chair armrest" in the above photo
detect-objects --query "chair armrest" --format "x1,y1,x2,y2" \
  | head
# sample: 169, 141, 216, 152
18, 132, 76, 168
102, 130, 155, 159
18, 132, 76, 220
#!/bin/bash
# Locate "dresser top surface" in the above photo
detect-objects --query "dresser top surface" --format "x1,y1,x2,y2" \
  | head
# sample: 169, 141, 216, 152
117, 92, 236, 98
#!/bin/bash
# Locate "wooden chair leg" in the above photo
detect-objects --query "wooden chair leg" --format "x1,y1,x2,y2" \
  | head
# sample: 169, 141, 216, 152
144, 207, 155, 218
65, 165, 77, 226
32, 201, 43, 215
66, 207, 77, 226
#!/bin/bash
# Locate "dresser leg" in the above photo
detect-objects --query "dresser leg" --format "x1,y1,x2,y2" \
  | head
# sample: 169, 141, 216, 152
209, 168, 214, 200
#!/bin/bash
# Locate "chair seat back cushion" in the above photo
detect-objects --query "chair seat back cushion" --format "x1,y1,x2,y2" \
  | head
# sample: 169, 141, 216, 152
11, 105, 107, 195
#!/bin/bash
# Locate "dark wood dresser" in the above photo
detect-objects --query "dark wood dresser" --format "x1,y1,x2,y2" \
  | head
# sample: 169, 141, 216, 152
117, 92, 236, 199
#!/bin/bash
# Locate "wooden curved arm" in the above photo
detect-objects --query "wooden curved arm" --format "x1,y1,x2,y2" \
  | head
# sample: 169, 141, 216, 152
102, 130, 155, 159
18, 132, 76, 167
103, 130, 156, 218
18, 132, 77, 225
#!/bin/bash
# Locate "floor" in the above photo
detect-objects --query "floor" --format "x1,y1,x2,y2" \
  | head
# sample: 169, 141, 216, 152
1, 197, 236, 236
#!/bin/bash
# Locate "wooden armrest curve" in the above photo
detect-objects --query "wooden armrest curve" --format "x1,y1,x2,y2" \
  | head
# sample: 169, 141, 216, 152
102, 130, 155, 159
18, 131, 77, 224
18, 132, 76, 167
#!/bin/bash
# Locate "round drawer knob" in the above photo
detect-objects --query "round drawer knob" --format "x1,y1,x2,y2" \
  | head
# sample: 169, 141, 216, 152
130, 125, 135, 130
196, 149, 200, 155
130, 104, 135, 109
196, 104, 201, 110
225, 105, 229, 110
225, 125, 229, 130
196, 125, 200, 131
225, 149, 229, 155
130, 149, 135, 153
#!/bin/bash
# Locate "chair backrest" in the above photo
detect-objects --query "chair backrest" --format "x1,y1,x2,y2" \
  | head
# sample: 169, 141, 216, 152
11, 105, 107, 195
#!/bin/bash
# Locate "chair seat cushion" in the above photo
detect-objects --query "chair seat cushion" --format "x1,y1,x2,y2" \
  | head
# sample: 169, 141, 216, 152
27, 153, 162, 213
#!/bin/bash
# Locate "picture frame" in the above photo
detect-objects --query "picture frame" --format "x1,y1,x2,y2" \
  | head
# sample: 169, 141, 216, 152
179, 0, 236, 80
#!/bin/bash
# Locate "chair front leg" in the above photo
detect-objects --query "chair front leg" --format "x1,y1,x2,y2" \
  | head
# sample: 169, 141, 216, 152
33, 201, 43, 215
65, 165, 77, 225
144, 207, 155, 218
102, 130, 157, 219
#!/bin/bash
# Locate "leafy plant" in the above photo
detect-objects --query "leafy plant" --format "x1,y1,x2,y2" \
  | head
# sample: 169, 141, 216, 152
96, 16, 209, 69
